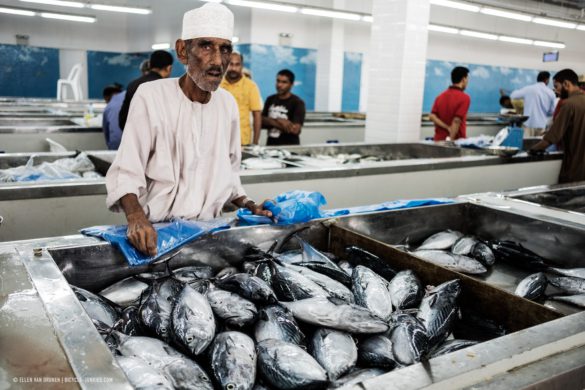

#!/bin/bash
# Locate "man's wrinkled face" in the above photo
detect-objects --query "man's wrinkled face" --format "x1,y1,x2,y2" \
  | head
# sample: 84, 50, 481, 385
226, 53, 243, 81
276, 75, 292, 95
183, 37, 232, 92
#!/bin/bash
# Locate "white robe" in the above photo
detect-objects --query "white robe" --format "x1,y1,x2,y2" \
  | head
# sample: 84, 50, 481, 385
106, 77, 246, 222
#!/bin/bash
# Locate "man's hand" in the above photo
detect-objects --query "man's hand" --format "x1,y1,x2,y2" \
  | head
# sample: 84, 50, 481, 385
248, 200, 273, 218
275, 118, 294, 133
126, 211, 158, 256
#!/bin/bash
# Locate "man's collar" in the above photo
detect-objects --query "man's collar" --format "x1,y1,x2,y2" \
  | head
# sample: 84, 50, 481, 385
449, 85, 464, 91
569, 89, 584, 98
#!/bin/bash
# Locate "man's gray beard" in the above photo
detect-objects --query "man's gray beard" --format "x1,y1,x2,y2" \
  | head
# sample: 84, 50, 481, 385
185, 66, 220, 92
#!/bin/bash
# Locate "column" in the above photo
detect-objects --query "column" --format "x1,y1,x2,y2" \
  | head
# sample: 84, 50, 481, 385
365, 0, 430, 142
315, 0, 345, 112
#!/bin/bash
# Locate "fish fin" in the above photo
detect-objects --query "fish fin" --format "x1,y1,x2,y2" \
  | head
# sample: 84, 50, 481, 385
274, 226, 311, 253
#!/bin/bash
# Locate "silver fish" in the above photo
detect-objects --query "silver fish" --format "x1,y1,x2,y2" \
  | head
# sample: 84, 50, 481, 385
413, 250, 487, 274
257, 339, 327, 390
286, 264, 354, 303
210, 331, 257, 390
418, 230, 463, 251
328, 368, 386, 389
216, 273, 278, 304
549, 267, 585, 280
116, 355, 173, 390
548, 276, 585, 294
272, 264, 330, 301
310, 328, 357, 380
139, 277, 183, 342
255, 305, 305, 345
173, 266, 215, 283
452, 236, 477, 255
352, 265, 393, 321
549, 294, 585, 308
114, 332, 213, 389
358, 335, 397, 369
72, 286, 119, 327
417, 279, 461, 349
172, 285, 216, 355
429, 339, 478, 358
207, 288, 257, 328
471, 242, 496, 266
99, 277, 149, 308
389, 313, 429, 366
284, 297, 389, 334
388, 270, 423, 310
514, 272, 547, 301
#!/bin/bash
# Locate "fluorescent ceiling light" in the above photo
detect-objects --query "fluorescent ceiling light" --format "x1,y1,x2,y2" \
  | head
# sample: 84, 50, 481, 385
578, 25, 585, 31
533, 17, 576, 29
151, 43, 170, 50
40, 12, 95, 22
0, 7, 35, 15
428, 24, 459, 34
89, 4, 151, 15
20, 0, 83, 7
499, 36, 533, 45
362, 15, 373, 22
460, 29, 498, 40
301, 7, 361, 21
534, 40, 566, 49
480, 7, 532, 22
227, 0, 298, 13
430, 0, 480, 12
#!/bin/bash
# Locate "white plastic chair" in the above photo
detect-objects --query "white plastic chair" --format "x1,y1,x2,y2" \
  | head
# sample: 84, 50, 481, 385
57, 64, 83, 101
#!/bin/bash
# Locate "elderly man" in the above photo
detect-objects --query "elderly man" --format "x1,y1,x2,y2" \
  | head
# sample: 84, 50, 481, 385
106, 3, 271, 256
530, 69, 585, 184
220, 52, 263, 145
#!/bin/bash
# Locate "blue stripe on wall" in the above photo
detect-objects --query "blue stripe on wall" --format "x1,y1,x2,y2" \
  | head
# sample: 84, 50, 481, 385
0, 44, 59, 98
423, 60, 540, 113
87, 51, 150, 98
342, 52, 362, 112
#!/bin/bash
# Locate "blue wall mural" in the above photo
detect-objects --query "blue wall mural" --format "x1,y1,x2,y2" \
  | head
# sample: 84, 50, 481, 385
238, 43, 317, 111
0, 44, 59, 98
87, 51, 150, 98
423, 60, 541, 113
342, 52, 362, 112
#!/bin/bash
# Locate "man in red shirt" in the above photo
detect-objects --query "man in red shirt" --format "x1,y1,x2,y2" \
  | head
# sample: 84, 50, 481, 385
429, 66, 471, 141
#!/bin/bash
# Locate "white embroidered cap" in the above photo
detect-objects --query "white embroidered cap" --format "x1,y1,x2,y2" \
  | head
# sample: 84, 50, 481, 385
181, 3, 234, 41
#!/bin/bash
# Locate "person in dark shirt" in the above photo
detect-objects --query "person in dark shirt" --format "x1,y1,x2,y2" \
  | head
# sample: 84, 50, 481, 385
429, 66, 471, 141
262, 69, 306, 145
530, 69, 585, 184
118, 50, 174, 130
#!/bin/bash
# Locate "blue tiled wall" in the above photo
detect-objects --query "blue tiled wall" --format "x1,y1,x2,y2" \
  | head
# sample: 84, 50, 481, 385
87, 51, 150, 98
423, 60, 541, 113
0, 44, 59, 98
342, 52, 362, 112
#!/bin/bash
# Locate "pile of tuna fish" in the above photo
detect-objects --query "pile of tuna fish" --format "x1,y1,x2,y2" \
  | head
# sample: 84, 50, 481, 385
70, 234, 507, 390
410, 230, 495, 275
409, 230, 585, 309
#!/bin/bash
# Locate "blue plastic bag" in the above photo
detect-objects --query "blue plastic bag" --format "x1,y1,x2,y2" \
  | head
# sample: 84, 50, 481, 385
81, 218, 230, 266
322, 198, 455, 217
237, 190, 326, 226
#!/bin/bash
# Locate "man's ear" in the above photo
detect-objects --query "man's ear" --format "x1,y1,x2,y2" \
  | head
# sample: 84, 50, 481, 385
175, 39, 189, 65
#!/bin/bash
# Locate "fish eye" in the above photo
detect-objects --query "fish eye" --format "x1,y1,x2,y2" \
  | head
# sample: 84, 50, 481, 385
187, 336, 193, 342
227, 384, 236, 390
200, 375, 209, 381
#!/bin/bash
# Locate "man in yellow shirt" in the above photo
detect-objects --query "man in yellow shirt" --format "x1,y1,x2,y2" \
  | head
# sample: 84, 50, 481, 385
221, 52, 263, 145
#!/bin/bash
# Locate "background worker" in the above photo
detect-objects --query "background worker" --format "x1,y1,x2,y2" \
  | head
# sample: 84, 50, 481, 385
429, 66, 471, 141
220, 52, 263, 145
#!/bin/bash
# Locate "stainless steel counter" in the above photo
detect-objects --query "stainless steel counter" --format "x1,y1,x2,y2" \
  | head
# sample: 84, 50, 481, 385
1, 203, 584, 390
0, 144, 563, 241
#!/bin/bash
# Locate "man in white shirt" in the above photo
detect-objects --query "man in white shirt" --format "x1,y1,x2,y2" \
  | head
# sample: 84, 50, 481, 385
106, 3, 271, 256
510, 71, 556, 137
